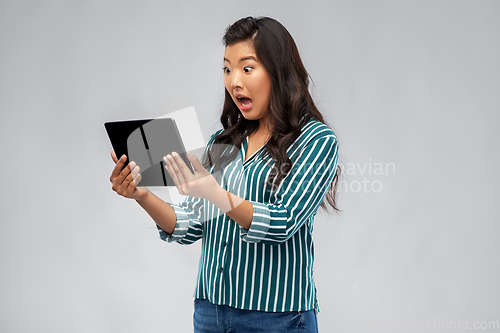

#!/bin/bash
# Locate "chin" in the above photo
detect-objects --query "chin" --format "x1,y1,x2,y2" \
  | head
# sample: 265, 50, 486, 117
240, 113, 258, 121
239, 109, 263, 120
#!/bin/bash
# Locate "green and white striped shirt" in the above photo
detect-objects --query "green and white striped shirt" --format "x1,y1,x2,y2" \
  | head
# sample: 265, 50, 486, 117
157, 117, 339, 313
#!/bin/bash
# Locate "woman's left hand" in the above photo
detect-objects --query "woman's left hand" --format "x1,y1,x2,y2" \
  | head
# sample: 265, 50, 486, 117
164, 152, 221, 200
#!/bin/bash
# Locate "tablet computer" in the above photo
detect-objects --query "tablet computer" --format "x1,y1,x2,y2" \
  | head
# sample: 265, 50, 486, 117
104, 118, 193, 187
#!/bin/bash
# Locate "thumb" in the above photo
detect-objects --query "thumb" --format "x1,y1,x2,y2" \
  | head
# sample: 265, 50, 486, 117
187, 152, 205, 172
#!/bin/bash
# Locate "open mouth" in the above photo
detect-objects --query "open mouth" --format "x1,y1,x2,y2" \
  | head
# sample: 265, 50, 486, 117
237, 97, 253, 110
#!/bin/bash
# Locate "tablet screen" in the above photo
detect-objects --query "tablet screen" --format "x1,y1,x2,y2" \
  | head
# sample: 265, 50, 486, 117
104, 118, 193, 187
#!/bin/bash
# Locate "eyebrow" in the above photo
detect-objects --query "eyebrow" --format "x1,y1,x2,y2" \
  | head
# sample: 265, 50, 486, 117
223, 56, 257, 63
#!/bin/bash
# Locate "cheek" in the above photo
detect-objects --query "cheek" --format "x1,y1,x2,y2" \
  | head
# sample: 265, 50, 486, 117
256, 84, 271, 106
255, 75, 271, 100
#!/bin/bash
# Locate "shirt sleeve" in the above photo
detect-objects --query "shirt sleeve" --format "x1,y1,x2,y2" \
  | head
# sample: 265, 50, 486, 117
157, 196, 204, 245
157, 129, 223, 245
239, 134, 339, 245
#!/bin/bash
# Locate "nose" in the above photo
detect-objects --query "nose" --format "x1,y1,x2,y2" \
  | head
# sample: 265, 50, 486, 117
230, 70, 242, 90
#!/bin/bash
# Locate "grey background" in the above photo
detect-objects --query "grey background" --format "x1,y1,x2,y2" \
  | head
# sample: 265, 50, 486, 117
1, 0, 499, 332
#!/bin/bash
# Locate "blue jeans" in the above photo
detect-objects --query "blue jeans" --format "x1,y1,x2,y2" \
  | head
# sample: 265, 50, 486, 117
193, 298, 319, 333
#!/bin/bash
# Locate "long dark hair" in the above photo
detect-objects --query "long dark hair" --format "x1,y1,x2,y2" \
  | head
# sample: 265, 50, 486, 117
203, 16, 342, 213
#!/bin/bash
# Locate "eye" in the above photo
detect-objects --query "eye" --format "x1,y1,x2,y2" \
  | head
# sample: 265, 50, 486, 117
222, 66, 231, 74
243, 66, 253, 73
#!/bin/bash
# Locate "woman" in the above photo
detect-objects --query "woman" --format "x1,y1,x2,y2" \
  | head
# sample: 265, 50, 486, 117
110, 16, 341, 333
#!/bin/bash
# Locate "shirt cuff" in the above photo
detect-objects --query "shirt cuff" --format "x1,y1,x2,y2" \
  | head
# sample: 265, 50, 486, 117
157, 203, 194, 243
239, 201, 286, 243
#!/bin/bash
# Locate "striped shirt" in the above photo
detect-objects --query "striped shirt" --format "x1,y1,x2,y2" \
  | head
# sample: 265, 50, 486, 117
157, 117, 339, 313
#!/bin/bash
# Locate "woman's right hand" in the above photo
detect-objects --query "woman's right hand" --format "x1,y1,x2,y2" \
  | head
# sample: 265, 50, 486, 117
110, 151, 148, 201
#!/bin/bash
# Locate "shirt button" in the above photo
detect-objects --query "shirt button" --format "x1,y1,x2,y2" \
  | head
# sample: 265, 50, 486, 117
219, 267, 223, 273
222, 241, 227, 247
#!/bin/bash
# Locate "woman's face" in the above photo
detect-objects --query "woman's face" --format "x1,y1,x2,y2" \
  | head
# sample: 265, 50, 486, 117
223, 40, 272, 128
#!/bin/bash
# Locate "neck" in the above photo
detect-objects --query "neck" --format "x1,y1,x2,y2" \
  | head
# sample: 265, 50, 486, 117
257, 115, 272, 135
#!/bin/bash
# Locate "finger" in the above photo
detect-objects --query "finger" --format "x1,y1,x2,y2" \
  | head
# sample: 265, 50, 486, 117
125, 166, 142, 196
187, 152, 205, 173
123, 169, 140, 197
121, 160, 135, 176
116, 165, 137, 195
111, 151, 118, 164
115, 172, 132, 195
133, 171, 142, 186
168, 153, 188, 186
129, 165, 140, 183
112, 160, 134, 191
110, 155, 127, 183
164, 156, 181, 188
172, 152, 193, 182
